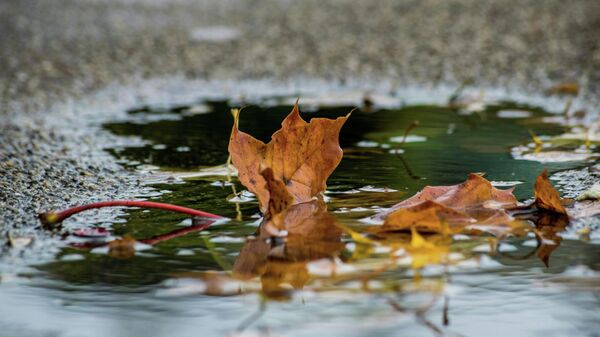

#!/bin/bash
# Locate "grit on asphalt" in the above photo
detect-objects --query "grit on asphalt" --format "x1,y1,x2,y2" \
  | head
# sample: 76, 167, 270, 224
1, 0, 599, 258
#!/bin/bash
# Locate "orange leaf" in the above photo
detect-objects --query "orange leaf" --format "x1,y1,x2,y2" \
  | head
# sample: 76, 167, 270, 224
534, 169, 567, 215
376, 200, 475, 233
108, 235, 136, 259
373, 174, 522, 235
229, 102, 349, 213
378, 174, 516, 216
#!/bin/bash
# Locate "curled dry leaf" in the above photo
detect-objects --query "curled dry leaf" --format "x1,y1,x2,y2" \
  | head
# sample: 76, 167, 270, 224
372, 174, 523, 236
534, 169, 568, 215
229, 102, 350, 213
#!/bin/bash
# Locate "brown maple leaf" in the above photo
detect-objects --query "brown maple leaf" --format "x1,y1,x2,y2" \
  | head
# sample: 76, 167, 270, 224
380, 200, 476, 233
229, 102, 350, 213
377, 174, 517, 217
372, 174, 524, 235
534, 169, 568, 215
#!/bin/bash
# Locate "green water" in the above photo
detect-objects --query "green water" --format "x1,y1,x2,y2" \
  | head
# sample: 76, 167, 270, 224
2, 99, 599, 337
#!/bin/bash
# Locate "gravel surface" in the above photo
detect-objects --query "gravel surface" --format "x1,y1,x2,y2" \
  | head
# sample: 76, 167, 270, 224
1, 0, 599, 261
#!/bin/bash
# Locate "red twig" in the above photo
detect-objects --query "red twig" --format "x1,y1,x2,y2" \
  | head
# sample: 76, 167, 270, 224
39, 200, 225, 227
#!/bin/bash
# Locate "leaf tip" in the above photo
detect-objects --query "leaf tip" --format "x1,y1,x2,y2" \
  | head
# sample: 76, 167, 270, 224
231, 108, 241, 130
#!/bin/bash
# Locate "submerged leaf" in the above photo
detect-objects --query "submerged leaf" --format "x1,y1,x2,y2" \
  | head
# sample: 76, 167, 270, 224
229, 102, 350, 213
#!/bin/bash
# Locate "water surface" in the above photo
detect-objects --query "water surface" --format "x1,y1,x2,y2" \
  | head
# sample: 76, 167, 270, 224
1, 97, 598, 337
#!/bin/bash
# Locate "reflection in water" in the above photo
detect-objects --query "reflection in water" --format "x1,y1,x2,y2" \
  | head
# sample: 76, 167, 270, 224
233, 200, 344, 299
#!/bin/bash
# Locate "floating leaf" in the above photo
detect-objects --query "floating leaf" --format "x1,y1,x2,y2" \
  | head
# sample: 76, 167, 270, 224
380, 174, 516, 215
378, 200, 475, 234
372, 174, 521, 235
229, 102, 350, 212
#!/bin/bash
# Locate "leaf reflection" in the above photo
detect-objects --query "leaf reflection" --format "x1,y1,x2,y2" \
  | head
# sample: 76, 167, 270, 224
233, 200, 344, 299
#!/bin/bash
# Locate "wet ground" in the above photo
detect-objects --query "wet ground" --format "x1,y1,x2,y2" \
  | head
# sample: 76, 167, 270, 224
1, 95, 598, 337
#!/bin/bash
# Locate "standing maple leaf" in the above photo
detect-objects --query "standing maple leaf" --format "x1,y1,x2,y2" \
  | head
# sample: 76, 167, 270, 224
229, 101, 350, 213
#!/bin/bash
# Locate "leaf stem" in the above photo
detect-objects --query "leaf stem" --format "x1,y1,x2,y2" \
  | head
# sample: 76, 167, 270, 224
39, 200, 225, 227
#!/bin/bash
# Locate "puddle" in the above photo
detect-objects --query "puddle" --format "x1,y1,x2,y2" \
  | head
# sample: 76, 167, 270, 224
1, 96, 599, 337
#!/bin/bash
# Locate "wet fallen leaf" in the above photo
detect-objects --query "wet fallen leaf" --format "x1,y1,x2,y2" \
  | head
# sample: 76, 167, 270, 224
534, 169, 568, 215
229, 102, 350, 212
380, 200, 475, 234
546, 82, 579, 96
108, 235, 137, 259
371, 174, 522, 235
382, 174, 516, 213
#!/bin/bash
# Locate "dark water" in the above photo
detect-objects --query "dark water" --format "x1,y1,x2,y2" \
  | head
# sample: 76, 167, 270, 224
1, 98, 599, 337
